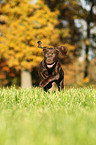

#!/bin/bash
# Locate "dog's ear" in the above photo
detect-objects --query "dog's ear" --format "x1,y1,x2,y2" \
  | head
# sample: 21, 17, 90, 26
37, 41, 48, 51
37, 41, 42, 48
55, 46, 68, 56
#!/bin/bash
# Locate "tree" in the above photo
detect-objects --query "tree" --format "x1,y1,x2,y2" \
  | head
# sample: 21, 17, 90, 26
82, 0, 96, 79
44, 0, 83, 55
44, 0, 96, 82
0, 0, 63, 87
73, 0, 96, 81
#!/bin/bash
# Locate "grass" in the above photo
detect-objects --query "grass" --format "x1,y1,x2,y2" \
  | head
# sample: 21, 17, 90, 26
0, 86, 96, 145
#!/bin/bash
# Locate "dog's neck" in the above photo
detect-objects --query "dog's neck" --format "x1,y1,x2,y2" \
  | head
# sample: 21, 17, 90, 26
44, 59, 58, 74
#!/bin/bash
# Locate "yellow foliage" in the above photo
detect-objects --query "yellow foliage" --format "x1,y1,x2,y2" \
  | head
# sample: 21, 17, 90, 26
60, 28, 71, 38
82, 76, 90, 83
78, 76, 90, 86
0, 0, 74, 71
64, 43, 75, 51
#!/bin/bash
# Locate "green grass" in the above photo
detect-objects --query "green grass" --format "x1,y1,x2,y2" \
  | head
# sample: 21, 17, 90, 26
0, 86, 96, 145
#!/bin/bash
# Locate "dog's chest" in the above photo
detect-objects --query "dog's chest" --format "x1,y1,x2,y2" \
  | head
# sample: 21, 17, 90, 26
47, 67, 54, 75
46, 64, 57, 75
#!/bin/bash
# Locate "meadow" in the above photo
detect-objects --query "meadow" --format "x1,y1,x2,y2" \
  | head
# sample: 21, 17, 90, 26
0, 86, 96, 145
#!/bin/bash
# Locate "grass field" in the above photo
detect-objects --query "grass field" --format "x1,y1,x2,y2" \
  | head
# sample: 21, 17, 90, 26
0, 86, 96, 145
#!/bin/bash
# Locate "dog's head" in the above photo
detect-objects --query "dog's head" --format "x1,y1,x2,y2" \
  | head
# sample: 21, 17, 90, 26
37, 41, 67, 68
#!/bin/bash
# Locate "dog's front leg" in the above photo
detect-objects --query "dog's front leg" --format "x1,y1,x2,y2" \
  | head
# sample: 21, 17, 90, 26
56, 79, 64, 91
39, 77, 51, 88
40, 74, 59, 88
48, 74, 59, 83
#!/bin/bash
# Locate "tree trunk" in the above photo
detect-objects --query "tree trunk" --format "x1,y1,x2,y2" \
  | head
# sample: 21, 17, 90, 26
84, 44, 89, 78
84, 21, 90, 78
21, 70, 32, 88
84, 2, 94, 79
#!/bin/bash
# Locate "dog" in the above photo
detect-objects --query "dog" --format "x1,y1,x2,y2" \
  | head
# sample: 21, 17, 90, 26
37, 41, 67, 91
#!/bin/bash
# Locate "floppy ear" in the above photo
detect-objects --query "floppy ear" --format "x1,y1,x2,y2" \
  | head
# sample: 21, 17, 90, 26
37, 41, 48, 51
55, 46, 68, 55
37, 41, 42, 48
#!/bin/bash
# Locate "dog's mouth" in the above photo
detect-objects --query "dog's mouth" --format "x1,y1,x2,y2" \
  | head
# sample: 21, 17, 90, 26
47, 62, 55, 68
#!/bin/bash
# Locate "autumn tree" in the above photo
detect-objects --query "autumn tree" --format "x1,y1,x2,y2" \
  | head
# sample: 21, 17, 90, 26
0, 0, 64, 87
44, 0, 96, 82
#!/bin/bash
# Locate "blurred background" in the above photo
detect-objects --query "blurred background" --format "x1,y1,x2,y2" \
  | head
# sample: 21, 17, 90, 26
0, 0, 96, 88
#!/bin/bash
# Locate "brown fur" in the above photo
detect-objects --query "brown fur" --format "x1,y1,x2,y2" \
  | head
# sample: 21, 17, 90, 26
37, 41, 67, 91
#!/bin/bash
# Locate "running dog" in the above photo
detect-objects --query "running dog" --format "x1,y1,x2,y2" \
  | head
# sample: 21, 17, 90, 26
37, 41, 67, 91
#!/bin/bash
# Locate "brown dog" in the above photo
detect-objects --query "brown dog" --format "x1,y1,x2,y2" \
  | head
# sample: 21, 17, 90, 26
37, 41, 67, 91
